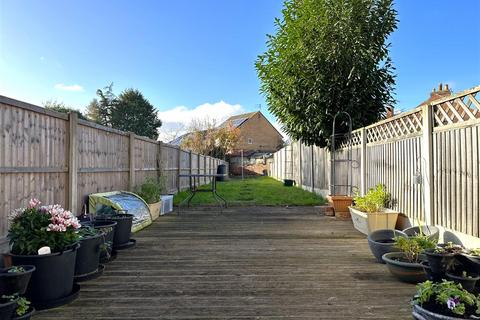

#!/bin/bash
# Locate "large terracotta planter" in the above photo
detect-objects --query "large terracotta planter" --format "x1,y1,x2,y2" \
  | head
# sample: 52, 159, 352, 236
349, 206, 399, 235
327, 195, 353, 217
148, 201, 161, 221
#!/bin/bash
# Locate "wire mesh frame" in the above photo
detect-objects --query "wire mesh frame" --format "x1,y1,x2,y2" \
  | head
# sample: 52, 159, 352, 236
330, 112, 354, 196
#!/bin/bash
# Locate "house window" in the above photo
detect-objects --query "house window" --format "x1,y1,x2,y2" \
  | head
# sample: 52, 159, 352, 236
247, 138, 253, 144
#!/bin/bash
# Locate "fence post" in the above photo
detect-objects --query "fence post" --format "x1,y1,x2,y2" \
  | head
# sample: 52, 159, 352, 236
157, 141, 163, 181
68, 112, 78, 213
360, 127, 367, 196
189, 151, 193, 176
177, 148, 181, 192
298, 141, 302, 187
421, 104, 434, 225
311, 145, 315, 193
129, 133, 135, 191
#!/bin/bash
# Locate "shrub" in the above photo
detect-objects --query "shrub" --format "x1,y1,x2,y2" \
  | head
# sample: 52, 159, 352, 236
395, 235, 436, 263
353, 184, 390, 213
8, 199, 81, 255
135, 177, 166, 204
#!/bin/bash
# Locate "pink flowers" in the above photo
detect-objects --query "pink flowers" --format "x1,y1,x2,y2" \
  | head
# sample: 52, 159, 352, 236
42, 204, 81, 232
28, 198, 41, 209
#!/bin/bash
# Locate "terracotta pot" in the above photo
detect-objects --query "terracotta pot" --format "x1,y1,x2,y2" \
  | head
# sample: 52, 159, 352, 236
148, 201, 161, 220
327, 195, 353, 214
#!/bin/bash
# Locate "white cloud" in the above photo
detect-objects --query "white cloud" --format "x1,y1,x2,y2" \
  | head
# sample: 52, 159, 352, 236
157, 101, 244, 142
54, 83, 84, 92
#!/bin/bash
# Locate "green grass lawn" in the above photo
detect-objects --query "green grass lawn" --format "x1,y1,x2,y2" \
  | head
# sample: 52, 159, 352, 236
174, 176, 326, 206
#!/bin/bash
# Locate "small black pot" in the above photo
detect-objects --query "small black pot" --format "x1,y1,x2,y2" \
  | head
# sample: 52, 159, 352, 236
382, 252, 427, 283
95, 214, 133, 248
8, 245, 79, 307
82, 220, 117, 262
412, 304, 476, 320
0, 265, 36, 295
446, 271, 480, 292
367, 229, 408, 263
0, 297, 17, 320
456, 254, 480, 275
403, 226, 440, 243
11, 307, 35, 320
75, 233, 104, 277
420, 260, 443, 282
424, 249, 456, 275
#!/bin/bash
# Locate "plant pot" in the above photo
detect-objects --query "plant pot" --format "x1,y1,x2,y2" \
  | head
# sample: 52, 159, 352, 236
412, 304, 472, 320
75, 233, 104, 278
349, 206, 399, 235
328, 195, 353, 215
0, 265, 36, 295
82, 220, 117, 263
455, 254, 480, 275
8, 245, 79, 307
368, 229, 407, 263
424, 249, 456, 275
382, 252, 427, 283
0, 297, 17, 320
96, 214, 133, 248
404, 226, 440, 243
12, 307, 35, 320
283, 179, 295, 187
421, 260, 443, 282
148, 201, 161, 221
446, 271, 480, 292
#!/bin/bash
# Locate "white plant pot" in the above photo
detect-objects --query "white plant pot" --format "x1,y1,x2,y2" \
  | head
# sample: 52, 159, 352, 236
348, 206, 399, 235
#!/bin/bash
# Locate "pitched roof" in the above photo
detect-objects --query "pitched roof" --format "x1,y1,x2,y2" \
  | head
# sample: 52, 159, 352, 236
220, 111, 259, 128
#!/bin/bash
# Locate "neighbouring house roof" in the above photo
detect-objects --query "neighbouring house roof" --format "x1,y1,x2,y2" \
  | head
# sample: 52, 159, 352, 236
169, 132, 191, 146
219, 111, 259, 128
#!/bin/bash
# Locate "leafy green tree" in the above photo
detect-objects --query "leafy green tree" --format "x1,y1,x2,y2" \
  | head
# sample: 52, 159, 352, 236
256, 0, 397, 147
85, 83, 116, 126
111, 88, 162, 139
43, 99, 87, 120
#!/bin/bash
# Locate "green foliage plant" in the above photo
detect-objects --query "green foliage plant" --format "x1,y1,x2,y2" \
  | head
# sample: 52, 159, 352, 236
6, 266, 25, 273
15, 296, 31, 316
256, 0, 398, 147
394, 235, 436, 263
135, 177, 166, 204
353, 184, 390, 213
413, 280, 480, 317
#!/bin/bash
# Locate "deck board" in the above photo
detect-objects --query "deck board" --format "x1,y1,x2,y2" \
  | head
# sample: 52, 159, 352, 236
35, 206, 415, 319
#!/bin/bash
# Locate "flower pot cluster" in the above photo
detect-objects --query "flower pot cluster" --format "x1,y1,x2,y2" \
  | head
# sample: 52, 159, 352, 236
134, 177, 167, 220
2, 199, 137, 311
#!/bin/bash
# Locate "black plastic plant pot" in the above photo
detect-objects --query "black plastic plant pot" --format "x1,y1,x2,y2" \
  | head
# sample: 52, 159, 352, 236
424, 249, 456, 275
420, 260, 443, 282
283, 179, 295, 187
0, 265, 36, 296
446, 271, 480, 293
82, 220, 117, 262
0, 297, 17, 320
8, 245, 79, 309
11, 307, 35, 320
403, 226, 440, 243
456, 254, 480, 275
382, 252, 427, 283
412, 304, 468, 320
96, 214, 133, 247
367, 229, 408, 263
75, 233, 104, 277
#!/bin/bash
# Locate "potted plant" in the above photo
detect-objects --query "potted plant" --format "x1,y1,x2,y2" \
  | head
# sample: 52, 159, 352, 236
95, 209, 135, 250
382, 234, 436, 283
404, 225, 440, 243
134, 177, 166, 221
446, 270, 480, 293
82, 220, 118, 263
11, 296, 34, 320
7, 199, 81, 309
74, 226, 105, 282
367, 229, 407, 263
424, 242, 465, 276
0, 265, 35, 296
456, 248, 480, 275
349, 184, 398, 235
0, 295, 18, 319
412, 280, 480, 319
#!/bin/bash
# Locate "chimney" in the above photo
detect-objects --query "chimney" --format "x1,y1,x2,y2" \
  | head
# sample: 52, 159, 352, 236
386, 105, 394, 118
429, 83, 452, 101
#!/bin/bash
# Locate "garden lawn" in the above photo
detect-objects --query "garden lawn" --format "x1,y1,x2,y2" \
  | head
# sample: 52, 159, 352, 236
174, 176, 326, 206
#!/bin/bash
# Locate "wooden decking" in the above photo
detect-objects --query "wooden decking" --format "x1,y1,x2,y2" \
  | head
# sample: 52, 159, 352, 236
36, 207, 415, 319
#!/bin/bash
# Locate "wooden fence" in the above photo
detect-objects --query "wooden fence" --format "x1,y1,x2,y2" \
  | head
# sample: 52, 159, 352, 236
270, 85, 480, 237
0, 95, 226, 249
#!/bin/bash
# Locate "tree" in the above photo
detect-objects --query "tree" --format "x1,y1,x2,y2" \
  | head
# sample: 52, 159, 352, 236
85, 83, 116, 126
43, 99, 87, 120
111, 88, 162, 139
180, 118, 240, 158
256, 0, 397, 147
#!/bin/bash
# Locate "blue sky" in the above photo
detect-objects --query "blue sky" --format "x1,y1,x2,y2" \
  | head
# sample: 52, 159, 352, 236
0, 0, 479, 139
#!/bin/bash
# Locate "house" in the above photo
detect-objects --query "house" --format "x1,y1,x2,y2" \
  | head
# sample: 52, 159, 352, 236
220, 111, 284, 175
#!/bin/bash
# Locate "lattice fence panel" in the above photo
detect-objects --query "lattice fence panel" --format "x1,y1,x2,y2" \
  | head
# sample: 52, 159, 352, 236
433, 90, 480, 127
366, 110, 423, 143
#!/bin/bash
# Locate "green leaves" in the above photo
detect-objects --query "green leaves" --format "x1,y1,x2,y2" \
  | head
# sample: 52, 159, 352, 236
394, 235, 436, 263
256, 0, 397, 146
134, 177, 166, 204
353, 184, 390, 213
